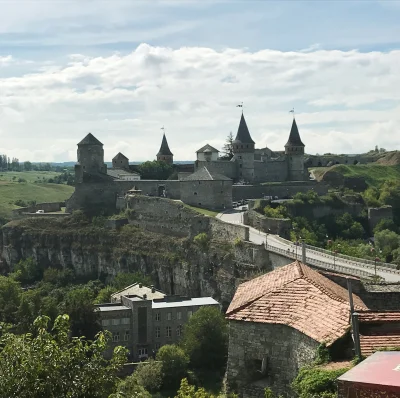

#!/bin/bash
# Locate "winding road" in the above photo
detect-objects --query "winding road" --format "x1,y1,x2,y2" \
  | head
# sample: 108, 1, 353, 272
217, 210, 400, 282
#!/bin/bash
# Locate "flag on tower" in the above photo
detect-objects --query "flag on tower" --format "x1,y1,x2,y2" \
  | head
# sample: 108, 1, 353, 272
289, 108, 294, 114
236, 104, 243, 108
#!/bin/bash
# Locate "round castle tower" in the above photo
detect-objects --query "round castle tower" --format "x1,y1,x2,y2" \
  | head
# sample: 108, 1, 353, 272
232, 112, 255, 182
157, 133, 174, 165
284, 118, 306, 181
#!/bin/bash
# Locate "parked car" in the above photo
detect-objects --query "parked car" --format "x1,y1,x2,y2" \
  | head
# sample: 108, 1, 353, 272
36, 210, 44, 214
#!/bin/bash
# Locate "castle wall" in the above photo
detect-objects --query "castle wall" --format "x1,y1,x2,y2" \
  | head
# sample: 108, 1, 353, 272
125, 196, 248, 241
78, 144, 105, 174
288, 153, 305, 181
195, 160, 237, 180
180, 180, 232, 210
232, 181, 328, 201
232, 152, 254, 182
265, 159, 289, 182
243, 210, 292, 239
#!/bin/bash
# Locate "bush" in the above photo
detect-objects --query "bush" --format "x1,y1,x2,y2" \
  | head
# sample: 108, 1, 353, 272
233, 237, 244, 247
156, 345, 189, 389
181, 306, 228, 370
193, 233, 209, 249
10, 258, 43, 285
133, 359, 163, 393
291, 366, 349, 398
111, 272, 152, 290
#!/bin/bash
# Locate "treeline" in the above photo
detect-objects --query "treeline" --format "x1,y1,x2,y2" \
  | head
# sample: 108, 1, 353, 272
0, 154, 67, 172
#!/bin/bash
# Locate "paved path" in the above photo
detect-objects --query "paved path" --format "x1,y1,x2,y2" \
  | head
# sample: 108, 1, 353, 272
217, 210, 400, 282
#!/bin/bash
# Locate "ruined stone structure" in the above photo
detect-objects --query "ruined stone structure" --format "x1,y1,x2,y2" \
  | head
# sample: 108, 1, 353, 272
195, 114, 308, 183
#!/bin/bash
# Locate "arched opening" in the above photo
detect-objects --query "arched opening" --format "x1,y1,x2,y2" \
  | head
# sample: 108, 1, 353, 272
158, 185, 166, 197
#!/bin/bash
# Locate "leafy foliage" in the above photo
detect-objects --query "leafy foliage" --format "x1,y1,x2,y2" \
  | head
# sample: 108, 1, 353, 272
194, 233, 210, 250
0, 314, 127, 398
137, 160, 173, 180
111, 272, 152, 290
181, 306, 228, 370
175, 378, 238, 398
156, 344, 189, 389
291, 366, 349, 398
133, 359, 163, 393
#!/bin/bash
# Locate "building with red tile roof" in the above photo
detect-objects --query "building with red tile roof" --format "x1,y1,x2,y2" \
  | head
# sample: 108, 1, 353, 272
225, 261, 367, 398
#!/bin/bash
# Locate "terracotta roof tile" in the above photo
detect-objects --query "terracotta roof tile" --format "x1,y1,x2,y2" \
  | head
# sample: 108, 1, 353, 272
360, 334, 400, 356
358, 311, 400, 323
226, 261, 367, 345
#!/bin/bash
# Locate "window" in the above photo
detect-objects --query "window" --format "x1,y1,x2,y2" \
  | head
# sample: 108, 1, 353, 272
155, 343, 161, 350
112, 319, 120, 326
121, 317, 130, 325
177, 311, 182, 320
155, 312, 160, 321
187, 310, 193, 319
194, 192, 197, 195
155, 326, 161, 338
113, 332, 120, 342
124, 330, 130, 341
167, 312, 172, 321
166, 326, 172, 338
101, 319, 110, 327
138, 348, 148, 357
177, 325, 183, 337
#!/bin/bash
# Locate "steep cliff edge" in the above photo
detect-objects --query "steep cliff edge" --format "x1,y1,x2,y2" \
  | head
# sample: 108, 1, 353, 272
0, 217, 271, 307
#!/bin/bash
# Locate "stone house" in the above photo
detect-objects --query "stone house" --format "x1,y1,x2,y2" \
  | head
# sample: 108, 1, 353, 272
96, 283, 219, 362
225, 261, 368, 398
180, 166, 233, 210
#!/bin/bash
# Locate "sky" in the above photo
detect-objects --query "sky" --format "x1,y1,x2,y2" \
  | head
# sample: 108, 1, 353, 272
1, 0, 400, 162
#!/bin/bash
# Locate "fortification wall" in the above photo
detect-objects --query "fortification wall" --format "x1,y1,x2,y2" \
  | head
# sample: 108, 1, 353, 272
195, 160, 237, 180
286, 202, 363, 219
243, 210, 292, 239
368, 206, 393, 231
232, 181, 328, 201
180, 180, 232, 210
12, 202, 63, 216
126, 196, 248, 241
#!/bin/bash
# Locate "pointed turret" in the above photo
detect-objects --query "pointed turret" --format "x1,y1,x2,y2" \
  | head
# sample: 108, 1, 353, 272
285, 119, 304, 148
157, 134, 173, 165
234, 113, 255, 144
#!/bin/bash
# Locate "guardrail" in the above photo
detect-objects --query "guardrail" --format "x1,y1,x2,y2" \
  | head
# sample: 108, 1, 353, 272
266, 244, 375, 278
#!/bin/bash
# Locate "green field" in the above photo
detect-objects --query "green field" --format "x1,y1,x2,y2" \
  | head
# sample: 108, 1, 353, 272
182, 203, 219, 217
0, 171, 74, 220
311, 164, 400, 188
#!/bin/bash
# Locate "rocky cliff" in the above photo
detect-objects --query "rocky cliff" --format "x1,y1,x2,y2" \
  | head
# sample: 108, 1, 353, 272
0, 217, 271, 307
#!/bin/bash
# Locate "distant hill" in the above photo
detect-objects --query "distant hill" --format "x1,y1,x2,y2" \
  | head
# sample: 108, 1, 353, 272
375, 151, 400, 166
311, 163, 400, 189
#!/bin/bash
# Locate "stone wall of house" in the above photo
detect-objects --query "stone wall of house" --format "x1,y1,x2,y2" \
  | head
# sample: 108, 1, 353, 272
368, 206, 393, 231
243, 210, 292, 239
232, 181, 328, 201
180, 179, 232, 210
226, 320, 318, 398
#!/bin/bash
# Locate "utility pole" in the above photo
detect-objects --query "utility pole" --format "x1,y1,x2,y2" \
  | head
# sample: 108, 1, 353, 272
347, 278, 361, 360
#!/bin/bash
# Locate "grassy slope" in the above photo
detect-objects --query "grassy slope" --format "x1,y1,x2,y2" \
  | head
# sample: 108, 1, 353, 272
0, 171, 74, 220
311, 164, 400, 188
182, 203, 219, 217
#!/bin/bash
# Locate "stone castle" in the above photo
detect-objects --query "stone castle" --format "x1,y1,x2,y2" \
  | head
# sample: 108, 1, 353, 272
66, 112, 321, 213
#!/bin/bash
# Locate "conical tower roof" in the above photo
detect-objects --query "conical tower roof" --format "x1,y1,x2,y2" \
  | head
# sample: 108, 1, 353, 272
234, 113, 255, 144
157, 134, 173, 156
285, 119, 304, 147
78, 133, 103, 146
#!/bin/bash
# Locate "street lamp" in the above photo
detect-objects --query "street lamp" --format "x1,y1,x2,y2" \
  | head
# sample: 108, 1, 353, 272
265, 228, 271, 247
374, 257, 380, 277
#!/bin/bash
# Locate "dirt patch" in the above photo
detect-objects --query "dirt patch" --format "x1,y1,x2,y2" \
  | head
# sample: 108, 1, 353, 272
318, 360, 352, 371
376, 151, 400, 166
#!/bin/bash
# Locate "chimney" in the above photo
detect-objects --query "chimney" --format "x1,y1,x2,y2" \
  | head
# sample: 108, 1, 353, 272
151, 285, 155, 293
143, 293, 147, 300
139, 283, 143, 288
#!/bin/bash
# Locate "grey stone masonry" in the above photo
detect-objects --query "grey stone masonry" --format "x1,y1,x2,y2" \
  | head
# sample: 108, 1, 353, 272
226, 320, 318, 398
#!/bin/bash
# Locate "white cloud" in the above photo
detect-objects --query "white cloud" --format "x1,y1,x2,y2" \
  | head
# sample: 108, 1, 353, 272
1, 44, 400, 161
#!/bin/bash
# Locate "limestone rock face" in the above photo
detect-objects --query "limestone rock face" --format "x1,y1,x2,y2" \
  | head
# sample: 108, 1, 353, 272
0, 222, 271, 308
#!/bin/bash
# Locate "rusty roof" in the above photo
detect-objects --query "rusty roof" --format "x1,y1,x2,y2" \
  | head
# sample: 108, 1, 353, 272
226, 261, 367, 346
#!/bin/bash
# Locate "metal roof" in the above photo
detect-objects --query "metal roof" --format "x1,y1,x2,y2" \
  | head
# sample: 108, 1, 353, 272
196, 144, 219, 153
157, 134, 173, 156
152, 297, 219, 309
234, 113, 255, 144
285, 119, 305, 147
338, 351, 400, 388
97, 305, 130, 312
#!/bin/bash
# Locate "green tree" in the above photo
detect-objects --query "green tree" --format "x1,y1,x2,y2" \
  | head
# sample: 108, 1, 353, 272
221, 132, 234, 160
0, 314, 127, 398
94, 286, 115, 304
156, 344, 189, 389
63, 286, 100, 339
111, 375, 151, 398
137, 160, 173, 180
181, 306, 228, 370
0, 276, 21, 324
112, 272, 152, 291
11, 257, 43, 285
374, 219, 398, 234
133, 359, 163, 393
374, 229, 400, 258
